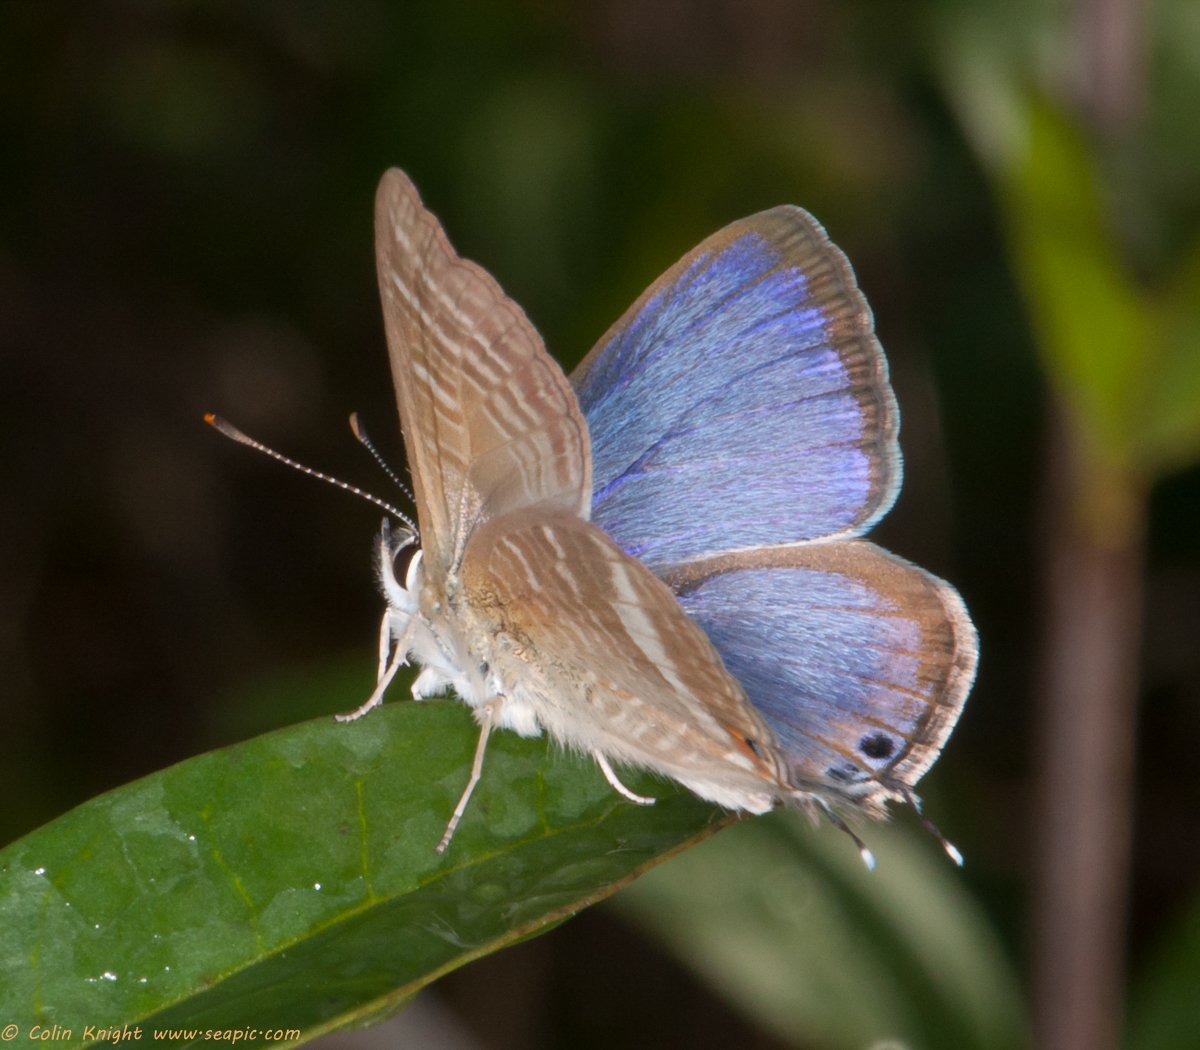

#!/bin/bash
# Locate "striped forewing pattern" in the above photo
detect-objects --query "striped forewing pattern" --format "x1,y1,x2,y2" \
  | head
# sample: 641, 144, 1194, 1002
462, 509, 784, 796
375, 170, 590, 576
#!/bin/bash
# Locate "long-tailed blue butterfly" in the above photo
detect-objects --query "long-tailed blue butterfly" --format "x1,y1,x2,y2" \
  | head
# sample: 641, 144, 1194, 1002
329, 169, 977, 861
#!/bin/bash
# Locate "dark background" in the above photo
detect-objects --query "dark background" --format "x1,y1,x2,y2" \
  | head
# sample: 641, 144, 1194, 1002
3, 2, 1198, 1048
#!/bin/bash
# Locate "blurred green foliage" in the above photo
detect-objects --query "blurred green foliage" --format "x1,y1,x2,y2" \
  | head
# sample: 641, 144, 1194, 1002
616, 815, 1023, 1050
3, 1, 1199, 1048
943, 0, 1200, 491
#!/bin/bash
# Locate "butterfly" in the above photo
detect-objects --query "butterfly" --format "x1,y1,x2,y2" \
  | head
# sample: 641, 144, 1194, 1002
343, 168, 977, 862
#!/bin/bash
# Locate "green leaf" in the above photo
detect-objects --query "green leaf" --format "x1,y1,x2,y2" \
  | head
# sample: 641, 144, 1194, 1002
1126, 889, 1200, 1050
943, 47, 1200, 485
1140, 236, 1200, 473
0, 700, 724, 1045
1003, 97, 1149, 469
614, 814, 1025, 1050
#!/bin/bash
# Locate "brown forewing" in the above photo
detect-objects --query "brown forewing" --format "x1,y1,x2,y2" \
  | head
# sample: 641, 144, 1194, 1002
374, 169, 590, 577
461, 508, 786, 791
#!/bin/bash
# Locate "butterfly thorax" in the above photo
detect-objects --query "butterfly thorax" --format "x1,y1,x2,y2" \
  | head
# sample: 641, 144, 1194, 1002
373, 528, 544, 740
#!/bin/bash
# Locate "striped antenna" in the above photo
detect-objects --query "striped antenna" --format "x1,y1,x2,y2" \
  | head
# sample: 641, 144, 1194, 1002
348, 412, 416, 505
204, 413, 419, 539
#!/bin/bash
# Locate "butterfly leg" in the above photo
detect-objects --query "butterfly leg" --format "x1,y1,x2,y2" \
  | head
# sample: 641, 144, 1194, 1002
335, 615, 415, 723
436, 698, 501, 854
592, 750, 656, 805
375, 608, 393, 683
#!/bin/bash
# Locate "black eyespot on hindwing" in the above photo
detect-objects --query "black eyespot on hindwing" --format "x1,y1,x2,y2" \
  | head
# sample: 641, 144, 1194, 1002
859, 732, 895, 761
